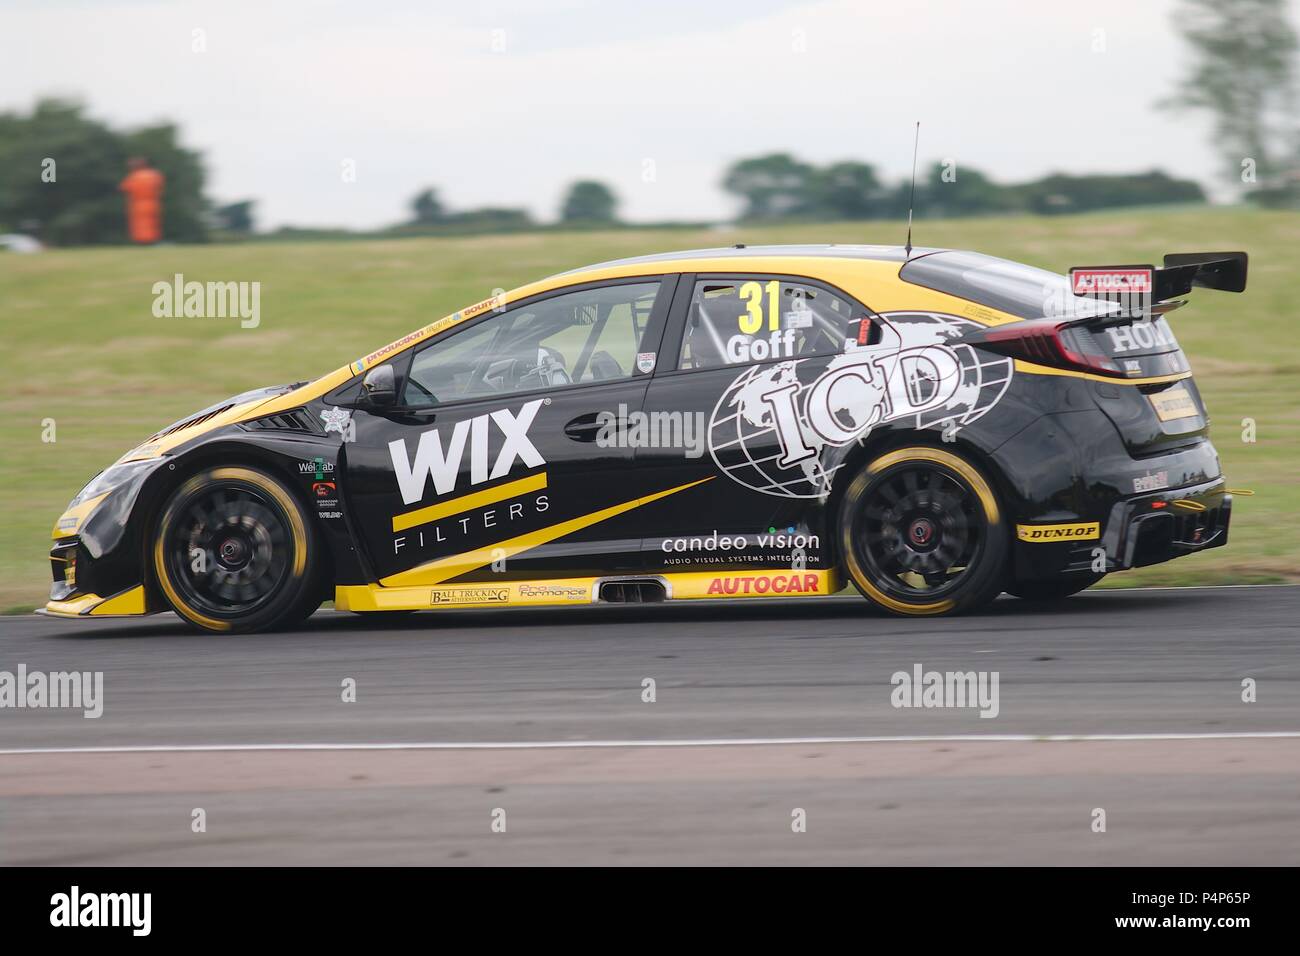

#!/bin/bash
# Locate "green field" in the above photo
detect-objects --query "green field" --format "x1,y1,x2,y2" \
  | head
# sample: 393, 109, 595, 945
2, 207, 1298, 611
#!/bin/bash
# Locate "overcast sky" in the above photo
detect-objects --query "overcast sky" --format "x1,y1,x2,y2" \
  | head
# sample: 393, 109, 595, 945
2, 0, 1282, 229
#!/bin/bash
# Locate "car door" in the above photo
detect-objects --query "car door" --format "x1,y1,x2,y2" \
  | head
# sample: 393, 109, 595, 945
631, 273, 880, 576
340, 276, 676, 587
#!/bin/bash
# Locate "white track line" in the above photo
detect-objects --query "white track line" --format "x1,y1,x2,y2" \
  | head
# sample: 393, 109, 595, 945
4, 731, 1300, 756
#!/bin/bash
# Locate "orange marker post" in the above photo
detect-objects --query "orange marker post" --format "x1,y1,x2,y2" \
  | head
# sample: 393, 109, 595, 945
119, 157, 165, 244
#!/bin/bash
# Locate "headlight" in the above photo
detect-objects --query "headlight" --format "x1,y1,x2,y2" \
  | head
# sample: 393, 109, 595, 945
68, 459, 161, 508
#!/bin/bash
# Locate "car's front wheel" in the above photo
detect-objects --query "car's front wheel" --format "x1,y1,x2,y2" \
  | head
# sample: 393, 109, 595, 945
152, 466, 321, 633
839, 446, 1008, 616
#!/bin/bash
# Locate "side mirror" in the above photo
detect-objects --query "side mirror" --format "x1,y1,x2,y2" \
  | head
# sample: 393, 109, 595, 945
362, 364, 397, 407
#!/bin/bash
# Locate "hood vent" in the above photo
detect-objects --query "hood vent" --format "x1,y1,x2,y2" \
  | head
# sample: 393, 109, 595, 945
244, 409, 314, 432
146, 404, 236, 442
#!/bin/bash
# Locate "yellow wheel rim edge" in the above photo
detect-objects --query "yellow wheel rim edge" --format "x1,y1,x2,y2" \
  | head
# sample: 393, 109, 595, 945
153, 467, 309, 631
843, 446, 1001, 616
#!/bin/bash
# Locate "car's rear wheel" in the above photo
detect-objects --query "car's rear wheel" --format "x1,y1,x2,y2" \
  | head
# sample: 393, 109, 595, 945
1005, 572, 1105, 601
839, 446, 1007, 616
152, 466, 321, 633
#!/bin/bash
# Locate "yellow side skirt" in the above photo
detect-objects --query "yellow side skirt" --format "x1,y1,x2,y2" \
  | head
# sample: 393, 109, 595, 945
337, 569, 840, 612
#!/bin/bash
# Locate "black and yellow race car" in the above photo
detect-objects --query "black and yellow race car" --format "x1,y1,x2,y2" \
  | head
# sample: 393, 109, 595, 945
43, 245, 1247, 631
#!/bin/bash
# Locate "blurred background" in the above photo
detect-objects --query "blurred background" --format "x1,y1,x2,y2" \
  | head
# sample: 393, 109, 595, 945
1, 0, 1298, 609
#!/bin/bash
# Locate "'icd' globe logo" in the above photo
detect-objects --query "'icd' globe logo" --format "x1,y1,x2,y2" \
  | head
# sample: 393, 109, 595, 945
707, 313, 1013, 499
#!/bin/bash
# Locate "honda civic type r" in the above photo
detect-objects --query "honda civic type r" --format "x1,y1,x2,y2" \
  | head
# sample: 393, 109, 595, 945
43, 245, 1247, 632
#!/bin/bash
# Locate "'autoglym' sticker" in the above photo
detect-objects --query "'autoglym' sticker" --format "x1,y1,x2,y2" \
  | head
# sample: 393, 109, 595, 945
1069, 267, 1153, 295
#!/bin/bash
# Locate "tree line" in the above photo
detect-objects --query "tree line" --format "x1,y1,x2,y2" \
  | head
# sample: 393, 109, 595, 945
387, 179, 618, 237
0, 99, 209, 246
0, 98, 626, 245
0, 102, 1210, 247
721, 154, 1206, 221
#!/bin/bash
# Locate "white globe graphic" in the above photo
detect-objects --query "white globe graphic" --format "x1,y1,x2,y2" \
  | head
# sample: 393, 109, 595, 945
707, 312, 1013, 499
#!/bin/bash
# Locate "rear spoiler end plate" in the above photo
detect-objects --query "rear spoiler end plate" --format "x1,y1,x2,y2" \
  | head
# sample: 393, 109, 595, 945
1159, 251, 1248, 295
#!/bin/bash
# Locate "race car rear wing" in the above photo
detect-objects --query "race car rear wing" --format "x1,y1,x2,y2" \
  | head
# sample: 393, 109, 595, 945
1069, 251, 1248, 309
953, 251, 1247, 378
1159, 251, 1249, 295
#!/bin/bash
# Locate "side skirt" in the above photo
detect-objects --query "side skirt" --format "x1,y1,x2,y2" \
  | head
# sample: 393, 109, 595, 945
336, 569, 841, 612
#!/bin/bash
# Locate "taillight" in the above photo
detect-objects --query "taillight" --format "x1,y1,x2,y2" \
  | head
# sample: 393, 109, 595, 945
976, 320, 1125, 377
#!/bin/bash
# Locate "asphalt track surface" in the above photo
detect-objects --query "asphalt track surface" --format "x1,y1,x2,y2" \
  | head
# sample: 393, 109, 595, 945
2, 585, 1297, 865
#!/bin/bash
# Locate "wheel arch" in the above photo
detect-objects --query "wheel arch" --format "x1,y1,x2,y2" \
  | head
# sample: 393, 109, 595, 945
134, 438, 338, 605
822, 426, 1015, 574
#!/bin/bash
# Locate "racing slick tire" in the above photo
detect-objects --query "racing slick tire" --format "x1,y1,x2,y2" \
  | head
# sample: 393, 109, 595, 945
1005, 572, 1105, 601
839, 446, 1008, 617
152, 466, 323, 633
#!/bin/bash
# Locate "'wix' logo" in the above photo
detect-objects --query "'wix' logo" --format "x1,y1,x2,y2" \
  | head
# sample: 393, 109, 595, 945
388, 399, 546, 505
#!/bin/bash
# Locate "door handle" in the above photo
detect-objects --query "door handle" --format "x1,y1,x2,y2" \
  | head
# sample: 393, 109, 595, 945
564, 412, 605, 442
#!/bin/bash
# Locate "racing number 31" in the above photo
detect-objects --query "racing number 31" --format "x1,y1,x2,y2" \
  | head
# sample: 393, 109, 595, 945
738, 280, 780, 334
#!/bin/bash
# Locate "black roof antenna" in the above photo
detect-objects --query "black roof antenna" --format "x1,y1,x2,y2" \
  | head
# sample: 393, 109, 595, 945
904, 121, 920, 259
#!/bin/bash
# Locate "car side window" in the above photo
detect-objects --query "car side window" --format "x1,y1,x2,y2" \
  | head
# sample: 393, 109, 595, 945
403, 281, 662, 406
677, 277, 867, 370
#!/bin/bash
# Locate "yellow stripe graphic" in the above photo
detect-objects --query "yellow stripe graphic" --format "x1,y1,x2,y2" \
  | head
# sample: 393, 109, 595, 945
381, 477, 714, 587
392, 471, 549, 533
1013, 360, 1191, 387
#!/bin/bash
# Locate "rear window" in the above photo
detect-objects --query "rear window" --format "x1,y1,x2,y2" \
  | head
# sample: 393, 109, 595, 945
900, 251, 1121, 320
